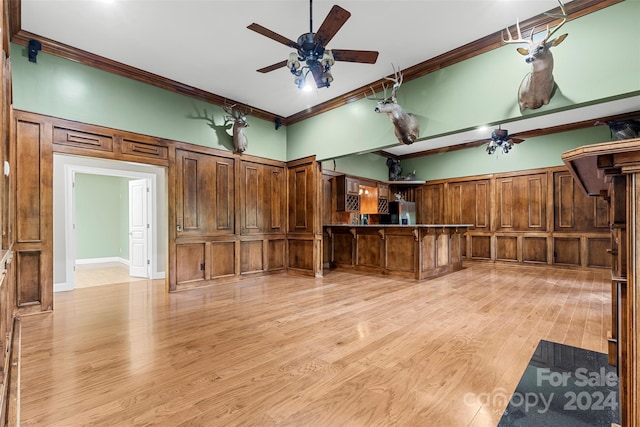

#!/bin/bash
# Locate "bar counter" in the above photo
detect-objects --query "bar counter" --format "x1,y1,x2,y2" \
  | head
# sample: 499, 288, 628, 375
323, 224, 472, 280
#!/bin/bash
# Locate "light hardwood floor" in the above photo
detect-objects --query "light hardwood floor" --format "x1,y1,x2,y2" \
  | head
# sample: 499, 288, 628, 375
75, 262, 147, 288
19, 263, 610, 426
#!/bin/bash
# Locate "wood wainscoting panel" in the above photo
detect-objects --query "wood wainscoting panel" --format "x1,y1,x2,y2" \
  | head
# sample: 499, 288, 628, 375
587, 237, 610, 269
496, 235, 518, 261
119, 138, 168, 164
288, 239, 313, 271
16, 119, 41, 242
240, 240, 264, 274
418, 183, 444, 224
268, 166, 285, 232
52, 125, 113, 152
176, 149, 235, 236
211, 241, 235, 278
267, 238, 286, 271
449, 179, 490, 229
16, 250, 40, 307
241, 162, 261, 233
553, 237, 581, 266
523, 236, 547, 263
554, 170, 610, 233
470, 235, 491, 259
176, 243, 206, 285
496, 173, 547, 232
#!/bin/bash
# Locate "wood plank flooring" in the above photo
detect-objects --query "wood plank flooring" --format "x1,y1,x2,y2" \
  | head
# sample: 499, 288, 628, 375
75, 262, 147, 288
19, 263, 611, 426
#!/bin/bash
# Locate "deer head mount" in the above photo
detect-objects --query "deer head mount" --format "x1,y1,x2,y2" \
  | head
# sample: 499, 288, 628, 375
223, 103, 252, 153
503, 0, 568, 113
368, 65, 420, 145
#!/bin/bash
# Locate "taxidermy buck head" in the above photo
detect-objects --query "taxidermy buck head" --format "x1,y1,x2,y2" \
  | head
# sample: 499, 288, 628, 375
503, 0, 568, 113
223, 103, 251, 153
368, 66, 419, 145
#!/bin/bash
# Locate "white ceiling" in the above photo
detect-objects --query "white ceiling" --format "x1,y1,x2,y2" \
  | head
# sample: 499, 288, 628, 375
19, 0, 637, 155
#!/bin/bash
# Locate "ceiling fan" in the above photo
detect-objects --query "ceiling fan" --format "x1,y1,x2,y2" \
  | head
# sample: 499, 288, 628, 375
247, 0, 379, 89
484, 126, 524, 155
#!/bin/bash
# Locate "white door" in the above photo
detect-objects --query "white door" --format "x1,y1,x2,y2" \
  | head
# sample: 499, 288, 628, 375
129, 179, 149, 278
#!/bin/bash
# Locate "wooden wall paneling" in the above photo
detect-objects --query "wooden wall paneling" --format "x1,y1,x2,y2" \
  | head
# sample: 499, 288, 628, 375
586, 237, 610, 268
286, 157, 321, 277
523, 236, 547, 263
210, 240, 235, 278
175, 149, 235, 236
470, 235, 491, 259
554, 170, 610, 233
268, 165, 286, 233
498, 179, 513, 229
496, 173, 546, 232
52, 125, 113, 153
240, 161, 262, 234
240, 239, 264, 274
496, 235, 518, 262
420, 183, 444, 224
267, 238, 285, 271
175, 243, 206, 286
14, 113, 53, 312
553, 237, 581, 266
15, 119, 41, 243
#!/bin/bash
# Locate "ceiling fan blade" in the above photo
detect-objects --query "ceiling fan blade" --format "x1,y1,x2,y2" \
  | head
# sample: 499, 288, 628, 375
247, 23, 300, 49
332, 49, 379, 64
256, 60, 288, 73
313, 5, 351, 46
511, 138, 525, 144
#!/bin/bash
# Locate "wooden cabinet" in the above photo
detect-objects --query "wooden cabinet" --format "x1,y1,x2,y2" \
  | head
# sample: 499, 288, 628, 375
377, 183, 389, 214
335, 175, 360, 212
563, 139, 640, 427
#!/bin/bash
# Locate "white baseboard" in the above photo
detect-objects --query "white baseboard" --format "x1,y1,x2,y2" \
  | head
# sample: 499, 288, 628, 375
75, 257, 129, 266
54, 282, 74, 293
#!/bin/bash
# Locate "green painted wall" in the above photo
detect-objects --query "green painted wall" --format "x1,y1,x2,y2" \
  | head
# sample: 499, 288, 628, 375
287, 0, 640, 162
402, 126, 613, 181
10, 44, 288, 161
320, 152, 388, 181
9, 1, 640, 173
75, 174, 130, 260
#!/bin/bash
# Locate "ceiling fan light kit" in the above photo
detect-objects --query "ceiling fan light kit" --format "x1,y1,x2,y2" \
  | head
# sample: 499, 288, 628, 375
248, 1, 378, 90
485, 126, 524, 155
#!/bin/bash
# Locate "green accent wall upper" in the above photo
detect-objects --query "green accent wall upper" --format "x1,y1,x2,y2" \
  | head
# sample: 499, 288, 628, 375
287, 0, 640, 162
10, 44, 288, 161
9, 1, 640, 174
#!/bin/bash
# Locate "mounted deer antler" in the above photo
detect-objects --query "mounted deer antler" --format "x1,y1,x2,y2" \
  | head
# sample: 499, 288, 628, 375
503, 0, 568, 112
367, 65, 419, 145
223, 102, 252, 153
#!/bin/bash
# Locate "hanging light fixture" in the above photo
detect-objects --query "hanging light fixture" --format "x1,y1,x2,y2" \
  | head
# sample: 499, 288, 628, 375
485, 126, 524, 155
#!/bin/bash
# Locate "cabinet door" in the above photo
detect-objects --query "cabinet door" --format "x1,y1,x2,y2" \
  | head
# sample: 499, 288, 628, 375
346, 178, 360, 195
176, 149, 234, 236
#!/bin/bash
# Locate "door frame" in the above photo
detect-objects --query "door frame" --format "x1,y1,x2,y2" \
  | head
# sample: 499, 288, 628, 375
62, 164, 158, 291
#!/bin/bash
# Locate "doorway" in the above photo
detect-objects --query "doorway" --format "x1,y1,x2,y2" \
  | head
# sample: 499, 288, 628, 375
54, 154, 167, 291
